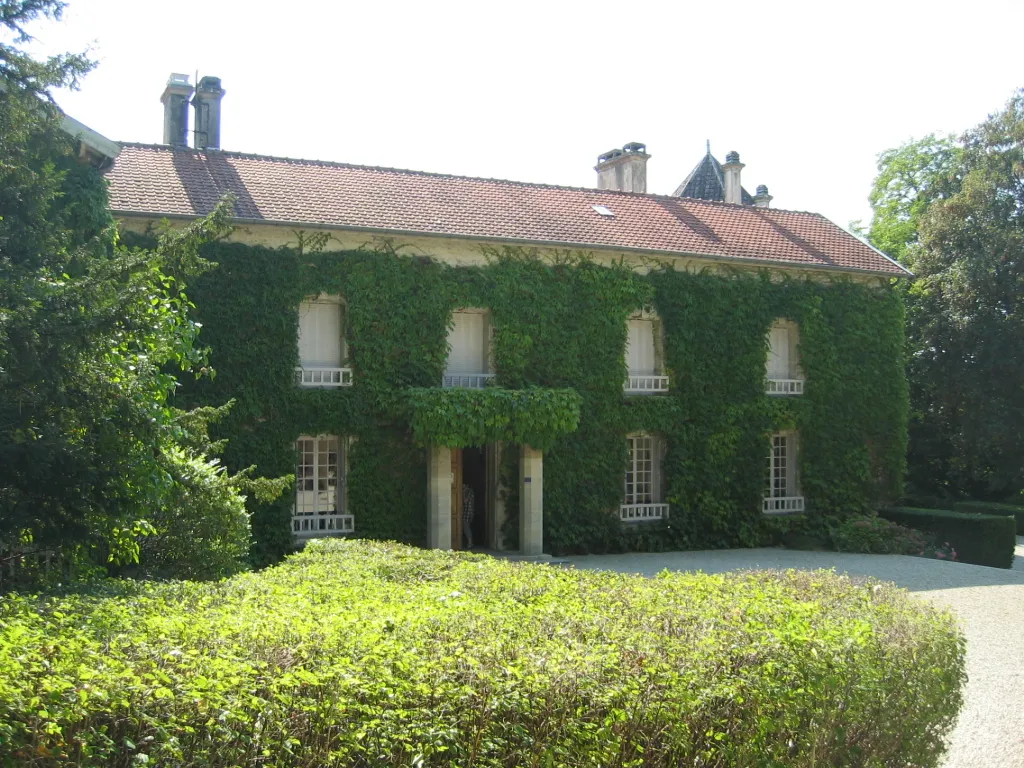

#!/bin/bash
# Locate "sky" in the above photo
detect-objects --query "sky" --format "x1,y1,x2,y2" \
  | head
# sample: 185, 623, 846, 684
17, 0, 1024, 232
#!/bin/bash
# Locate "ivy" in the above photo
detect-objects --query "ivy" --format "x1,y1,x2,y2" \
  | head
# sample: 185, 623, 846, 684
145, 234, 907, 562
408, 387, 581, 451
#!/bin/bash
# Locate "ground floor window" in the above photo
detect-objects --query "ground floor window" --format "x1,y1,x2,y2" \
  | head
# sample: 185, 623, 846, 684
763, 431, 804, 514
621, 433, 669, 522
293, 435, 354, 537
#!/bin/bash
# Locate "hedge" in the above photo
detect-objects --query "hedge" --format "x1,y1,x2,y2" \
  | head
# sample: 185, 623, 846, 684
881, 507, 1017, 568
0, 540, 965, 767
954, 500, 1024, 535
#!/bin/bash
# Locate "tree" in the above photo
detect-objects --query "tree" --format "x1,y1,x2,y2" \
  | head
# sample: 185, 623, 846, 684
0, 0, 287, 577
867, 90, 1024, 500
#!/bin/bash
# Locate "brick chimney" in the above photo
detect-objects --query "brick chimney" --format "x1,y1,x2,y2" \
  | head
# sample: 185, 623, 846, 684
160, 74, 193, 147
595, 142, 649, 193
753, 184, 773, 208
192, 76, 225, 150
722, 151, 744, 205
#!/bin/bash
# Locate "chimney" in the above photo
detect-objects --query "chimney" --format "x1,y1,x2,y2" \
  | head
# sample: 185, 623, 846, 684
753, 184, 773, 209
160, 73, 194, 147
192, 76, 225, 150
722, 150, 744, 205
595, 142, 649, 193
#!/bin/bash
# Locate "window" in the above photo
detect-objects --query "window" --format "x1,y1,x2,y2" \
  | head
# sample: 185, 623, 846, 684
444, 309, 494, 388
624, 311, 668, 394
293, 435, 354, 537
296, 295, 351, 387
763, 431, 804, 514
765, 319, 803, 395
621, 433, 669, 521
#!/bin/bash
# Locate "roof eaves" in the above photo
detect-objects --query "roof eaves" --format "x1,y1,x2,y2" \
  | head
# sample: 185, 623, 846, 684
111, 209, 910, 278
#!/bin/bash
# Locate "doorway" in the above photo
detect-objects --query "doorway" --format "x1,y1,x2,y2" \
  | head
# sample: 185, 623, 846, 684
450, 445, 490, 550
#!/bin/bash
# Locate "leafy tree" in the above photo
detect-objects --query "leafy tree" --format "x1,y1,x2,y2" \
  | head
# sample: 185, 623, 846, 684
0, 0, 288, 577
867, 90, 1024, 500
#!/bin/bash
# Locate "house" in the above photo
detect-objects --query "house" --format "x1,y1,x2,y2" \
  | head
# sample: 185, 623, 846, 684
100, 74, 910, 561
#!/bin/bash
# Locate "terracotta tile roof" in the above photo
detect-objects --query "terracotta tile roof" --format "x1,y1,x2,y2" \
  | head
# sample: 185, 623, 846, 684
105, 143, 908, 276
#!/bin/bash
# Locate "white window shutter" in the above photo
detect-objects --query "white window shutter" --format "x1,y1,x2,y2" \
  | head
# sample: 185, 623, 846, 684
626, 319, 656, 376
299, 298, 343, 367
767, 324, 790, 379
446, 312, 488, 374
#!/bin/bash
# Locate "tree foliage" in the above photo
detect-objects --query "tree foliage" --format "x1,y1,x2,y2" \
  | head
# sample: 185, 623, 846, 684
868, 89, 1024, 500
0, 0, 287, 578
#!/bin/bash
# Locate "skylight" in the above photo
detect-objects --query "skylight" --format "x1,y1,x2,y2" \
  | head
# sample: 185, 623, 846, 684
592, 204, 615, 217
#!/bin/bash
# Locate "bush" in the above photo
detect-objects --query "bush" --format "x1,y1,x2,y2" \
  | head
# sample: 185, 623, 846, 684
0, 540, 965, 767
954, 500, 1024, 535
881, 507, 1016, 568
829, 514, 931, 555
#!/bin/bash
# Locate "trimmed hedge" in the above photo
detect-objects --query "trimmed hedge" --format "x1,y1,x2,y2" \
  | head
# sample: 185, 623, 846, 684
0, 540, 965, 767
881, 507, 1017, 568
954, 500, 1024, 535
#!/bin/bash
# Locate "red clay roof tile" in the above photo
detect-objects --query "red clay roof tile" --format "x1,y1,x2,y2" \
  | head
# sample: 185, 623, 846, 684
104, 144, 908, 276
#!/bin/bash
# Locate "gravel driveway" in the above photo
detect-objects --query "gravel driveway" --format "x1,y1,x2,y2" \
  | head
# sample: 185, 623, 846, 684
567, 541, 1024, 768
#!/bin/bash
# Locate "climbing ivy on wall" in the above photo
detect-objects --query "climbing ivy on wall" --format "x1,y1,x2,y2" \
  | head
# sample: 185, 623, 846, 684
147, 235, 906, 563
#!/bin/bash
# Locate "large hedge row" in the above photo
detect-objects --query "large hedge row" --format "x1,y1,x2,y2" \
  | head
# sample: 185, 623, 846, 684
881, 507, 1017, 568
954, 500, 1024, 535
0, 540, 964, 767
149, 236, 909, 562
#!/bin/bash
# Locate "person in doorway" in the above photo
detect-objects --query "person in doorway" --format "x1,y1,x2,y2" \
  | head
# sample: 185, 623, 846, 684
462, 483, 475, 550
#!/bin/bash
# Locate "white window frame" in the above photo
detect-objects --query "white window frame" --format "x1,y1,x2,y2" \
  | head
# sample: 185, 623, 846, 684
293, 434, 354, 537
443, 308, 495, 389
763, 431, 804, 514
624, 309, 669, 394
621, 432, 669, 522
296, 294, 353, 388
765, 319, 804, 395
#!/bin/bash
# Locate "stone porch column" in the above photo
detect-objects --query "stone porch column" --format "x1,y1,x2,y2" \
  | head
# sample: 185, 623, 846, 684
519, 445, 544, 556
427, 444, 452, 550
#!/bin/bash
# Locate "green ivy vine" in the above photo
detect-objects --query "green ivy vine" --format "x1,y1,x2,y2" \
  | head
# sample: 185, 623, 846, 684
136, 233, 906, 562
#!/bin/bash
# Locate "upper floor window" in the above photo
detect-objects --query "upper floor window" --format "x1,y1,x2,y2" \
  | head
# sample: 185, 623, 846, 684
444, 309, 494, 389
296, 295, 352, 387
293, 434, 354, 537
765, 319, 803, 395
621, 432, 669, 522
763, 431, 804, 514
625, 310, 668, 394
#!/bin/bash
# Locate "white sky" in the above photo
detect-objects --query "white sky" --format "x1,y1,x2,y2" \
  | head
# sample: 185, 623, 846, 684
19, 0, 1024, 232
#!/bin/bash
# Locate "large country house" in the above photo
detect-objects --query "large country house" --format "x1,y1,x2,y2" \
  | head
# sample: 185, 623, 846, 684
79, 74, 910, 560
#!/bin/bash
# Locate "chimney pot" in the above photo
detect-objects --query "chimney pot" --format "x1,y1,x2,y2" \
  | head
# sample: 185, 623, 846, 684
160, 73, 194, 147
192, 75, 226, 150
753, 184, 773, 208
721, 150, 745, 205
595, 142, 650, 194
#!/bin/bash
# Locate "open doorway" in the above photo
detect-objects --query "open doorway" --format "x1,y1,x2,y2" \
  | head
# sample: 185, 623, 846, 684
450, 445, 492, 551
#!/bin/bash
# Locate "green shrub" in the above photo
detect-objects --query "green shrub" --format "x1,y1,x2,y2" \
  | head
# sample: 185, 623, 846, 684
954, 500, 1024, 535
830, 514, 931, 555
0, 540, 965, 767
881, 507, 1016, 568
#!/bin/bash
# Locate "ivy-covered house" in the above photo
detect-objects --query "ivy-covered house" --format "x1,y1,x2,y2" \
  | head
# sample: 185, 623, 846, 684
100, 74, 910, 562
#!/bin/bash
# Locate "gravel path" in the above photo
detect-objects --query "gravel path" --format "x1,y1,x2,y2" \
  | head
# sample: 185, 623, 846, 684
567, 547, 1024, 767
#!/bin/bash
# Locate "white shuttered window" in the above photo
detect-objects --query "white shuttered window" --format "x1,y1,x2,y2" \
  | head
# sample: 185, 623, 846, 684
446, 310, 491, 374
767, 320, 801, 381
625, 434, 659, 504
626, 319, 657, 376
298, 296, 344, 368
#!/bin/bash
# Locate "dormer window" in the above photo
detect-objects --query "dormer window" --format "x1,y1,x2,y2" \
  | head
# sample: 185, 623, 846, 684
296, 294, 352, 387
443, 309, 494, 389
765, 319, 804, 395
625, 310, 668, 394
